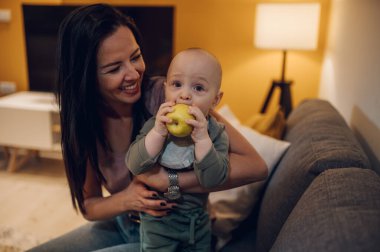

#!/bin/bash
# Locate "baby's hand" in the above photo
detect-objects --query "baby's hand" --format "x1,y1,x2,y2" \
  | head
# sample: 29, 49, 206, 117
186, 106, 210, 143
153, 101, 174, 137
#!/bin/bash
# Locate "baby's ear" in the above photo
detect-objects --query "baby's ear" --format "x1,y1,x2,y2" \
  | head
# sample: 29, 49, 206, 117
212, 91, 223, 108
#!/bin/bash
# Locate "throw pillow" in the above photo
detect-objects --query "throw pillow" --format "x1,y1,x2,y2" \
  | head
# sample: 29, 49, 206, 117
209, 105, 291, 250
243, 106, 286, 139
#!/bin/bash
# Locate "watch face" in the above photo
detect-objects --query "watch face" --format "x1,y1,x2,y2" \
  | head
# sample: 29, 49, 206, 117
164, 189, 181, 200
165, 193, 177, 201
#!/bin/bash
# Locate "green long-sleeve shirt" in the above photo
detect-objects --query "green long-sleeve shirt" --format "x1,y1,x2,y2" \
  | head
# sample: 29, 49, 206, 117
126, 115, 229, 210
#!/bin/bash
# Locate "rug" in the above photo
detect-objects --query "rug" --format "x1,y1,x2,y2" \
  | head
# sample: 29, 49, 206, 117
0, 226, 40, 252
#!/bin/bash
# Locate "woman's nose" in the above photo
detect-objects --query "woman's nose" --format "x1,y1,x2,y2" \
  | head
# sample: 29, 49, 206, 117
124, 64, 140, 82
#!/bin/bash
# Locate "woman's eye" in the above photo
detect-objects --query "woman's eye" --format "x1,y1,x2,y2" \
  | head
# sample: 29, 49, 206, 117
107, 66, 120, 73
131, 54, 142, 62
102, 65, 120, 74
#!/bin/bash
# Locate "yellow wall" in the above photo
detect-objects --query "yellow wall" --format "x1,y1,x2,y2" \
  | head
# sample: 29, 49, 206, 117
0, 0, 329, 121
0, 0, 27, 93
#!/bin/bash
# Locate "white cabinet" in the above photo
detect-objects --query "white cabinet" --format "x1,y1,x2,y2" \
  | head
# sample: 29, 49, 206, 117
0, 91, 60, 171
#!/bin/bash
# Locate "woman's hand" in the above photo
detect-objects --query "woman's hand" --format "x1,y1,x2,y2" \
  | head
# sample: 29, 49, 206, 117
122, 178, 175, 217
135, 164, 169, 192
83, 174, 174, 220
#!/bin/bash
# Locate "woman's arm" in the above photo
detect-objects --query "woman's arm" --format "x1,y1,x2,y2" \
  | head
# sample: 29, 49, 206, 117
81, 163, 174, 221
208, 110, 268, 189
137, 110, 268, 193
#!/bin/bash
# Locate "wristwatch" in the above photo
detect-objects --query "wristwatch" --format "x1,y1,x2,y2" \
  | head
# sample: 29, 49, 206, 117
164, 169, 181, 200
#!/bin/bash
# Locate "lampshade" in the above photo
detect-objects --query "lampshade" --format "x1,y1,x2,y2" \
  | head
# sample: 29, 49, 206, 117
255, 3, 321, 50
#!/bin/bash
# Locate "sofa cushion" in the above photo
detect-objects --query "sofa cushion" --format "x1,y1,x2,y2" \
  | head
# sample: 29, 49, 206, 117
210, 125, 290, 249
255, 99, 371, 252
271, 168, 380, 252
211, 105, 290, 250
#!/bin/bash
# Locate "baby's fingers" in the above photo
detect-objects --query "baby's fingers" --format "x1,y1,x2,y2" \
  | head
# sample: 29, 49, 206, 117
185, 118, 200, 128
157, 114, 172, 124
157, 105, 174, 118
158, 101, 175, 112
159, 101, 175, 108
188, 106, 204, 120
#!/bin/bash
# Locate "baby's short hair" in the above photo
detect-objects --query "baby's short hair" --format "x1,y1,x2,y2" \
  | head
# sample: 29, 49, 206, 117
169, 48, 222, 89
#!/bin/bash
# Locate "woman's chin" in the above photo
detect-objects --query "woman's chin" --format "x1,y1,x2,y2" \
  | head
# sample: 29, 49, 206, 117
120, 90, 141, 104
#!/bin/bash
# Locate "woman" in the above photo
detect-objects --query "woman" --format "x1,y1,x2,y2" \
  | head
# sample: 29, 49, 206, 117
28, 3, 267, 252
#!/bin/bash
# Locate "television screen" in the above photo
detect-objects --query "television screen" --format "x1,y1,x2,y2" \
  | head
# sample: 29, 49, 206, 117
22, 4, 174, 92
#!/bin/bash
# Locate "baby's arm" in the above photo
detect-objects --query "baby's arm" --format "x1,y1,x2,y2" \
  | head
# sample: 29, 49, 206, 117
144, 101, 174, 157
126, 102, 174, 175
193, 124, 229, 188
126, 118, 157, 175
186, 107, 229, 188
186, 106, 213, 161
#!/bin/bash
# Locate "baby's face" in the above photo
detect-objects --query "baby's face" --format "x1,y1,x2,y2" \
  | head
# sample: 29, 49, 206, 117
165, 50, 222, 116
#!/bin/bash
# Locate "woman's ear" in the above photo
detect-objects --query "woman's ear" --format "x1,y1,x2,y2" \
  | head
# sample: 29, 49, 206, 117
212, 91, 224, 108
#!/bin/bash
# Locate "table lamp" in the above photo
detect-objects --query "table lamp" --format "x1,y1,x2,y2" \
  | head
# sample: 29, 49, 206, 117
255, 3, 320, 117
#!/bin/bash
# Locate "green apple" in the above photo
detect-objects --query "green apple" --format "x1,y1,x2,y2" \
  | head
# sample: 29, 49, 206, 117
166, 104, 195, 137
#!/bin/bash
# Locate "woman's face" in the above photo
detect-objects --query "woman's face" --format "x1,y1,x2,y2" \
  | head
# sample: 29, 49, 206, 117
97, 26, 145, 110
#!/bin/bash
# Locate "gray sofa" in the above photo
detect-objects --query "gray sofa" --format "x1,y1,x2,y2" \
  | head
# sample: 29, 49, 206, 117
222, 99, 380, 252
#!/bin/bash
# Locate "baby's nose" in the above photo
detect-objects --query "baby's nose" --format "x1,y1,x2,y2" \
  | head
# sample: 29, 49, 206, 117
180, 91, 191, 100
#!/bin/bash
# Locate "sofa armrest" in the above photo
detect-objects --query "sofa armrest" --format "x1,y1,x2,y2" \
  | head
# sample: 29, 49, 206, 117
271, 168, 380, 252
255, 99, 372, 252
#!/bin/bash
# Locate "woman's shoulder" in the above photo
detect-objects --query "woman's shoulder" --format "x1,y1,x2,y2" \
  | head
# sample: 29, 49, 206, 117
144, 75, 165, 115
145, 75, 165, 93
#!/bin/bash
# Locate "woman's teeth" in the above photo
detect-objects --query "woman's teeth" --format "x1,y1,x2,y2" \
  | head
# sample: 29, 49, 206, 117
120, 83, 137, 91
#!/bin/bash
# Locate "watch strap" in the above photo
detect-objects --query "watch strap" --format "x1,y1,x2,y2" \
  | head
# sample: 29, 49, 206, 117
164, 169, 181, 200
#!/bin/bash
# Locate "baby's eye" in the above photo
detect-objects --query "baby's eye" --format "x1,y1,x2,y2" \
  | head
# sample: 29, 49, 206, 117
172, 81, 182, 88
193, 85, 205, 92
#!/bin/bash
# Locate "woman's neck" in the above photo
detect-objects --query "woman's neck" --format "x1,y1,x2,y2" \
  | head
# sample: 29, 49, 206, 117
100, 101, 135, 154
103, 113, 134, 154
101, 100, 134, 119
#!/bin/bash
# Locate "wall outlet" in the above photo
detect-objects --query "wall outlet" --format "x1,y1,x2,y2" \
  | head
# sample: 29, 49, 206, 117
0, 81, 16, 94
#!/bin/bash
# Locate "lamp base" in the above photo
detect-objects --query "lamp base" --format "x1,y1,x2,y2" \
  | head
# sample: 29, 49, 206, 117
260, 80, 293, 118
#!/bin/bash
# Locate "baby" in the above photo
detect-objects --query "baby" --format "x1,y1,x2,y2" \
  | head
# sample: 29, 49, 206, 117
126, 48, 229, 252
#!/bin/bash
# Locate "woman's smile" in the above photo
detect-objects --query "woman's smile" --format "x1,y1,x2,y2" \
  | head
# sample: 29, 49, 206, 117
119, 82, 139, 95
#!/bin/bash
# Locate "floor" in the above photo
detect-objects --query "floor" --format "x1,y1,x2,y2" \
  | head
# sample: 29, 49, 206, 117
0, 151, 87, 250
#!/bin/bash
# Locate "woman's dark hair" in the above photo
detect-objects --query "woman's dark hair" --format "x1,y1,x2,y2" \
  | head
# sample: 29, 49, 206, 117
57, 3, 149, 214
